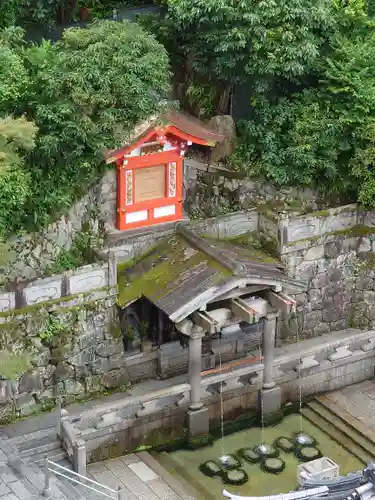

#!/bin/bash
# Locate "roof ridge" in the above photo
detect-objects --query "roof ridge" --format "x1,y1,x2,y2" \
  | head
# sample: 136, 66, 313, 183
176, 225, 241, 276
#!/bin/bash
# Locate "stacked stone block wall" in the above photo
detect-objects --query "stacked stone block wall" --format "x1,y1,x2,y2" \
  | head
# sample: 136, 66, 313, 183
0, 255, 121, 423
0, 169, 116, 285
274, 206, 375, 338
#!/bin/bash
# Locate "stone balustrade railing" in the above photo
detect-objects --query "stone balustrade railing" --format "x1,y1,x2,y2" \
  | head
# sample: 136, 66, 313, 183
0, 252, 117, 313
200, 362, 264, 397
57, 361, 265, 472
272, 328, 375, 393
57, 328, 375, 472
57, 407, 85, 474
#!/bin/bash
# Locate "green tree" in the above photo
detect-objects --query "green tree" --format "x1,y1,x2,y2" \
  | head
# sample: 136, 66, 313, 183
234, 22, 375, 204
0, 116, 37, 235
20, 20, 170, 230
167, 0, 332, 82
143, 0, 333, 113
0, 27, 29, 113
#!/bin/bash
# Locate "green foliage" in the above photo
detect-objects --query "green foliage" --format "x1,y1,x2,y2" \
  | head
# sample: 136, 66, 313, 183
230, 4, 375, 206
0, 21, 170, 236
141, 0, 375, 206
0, 27, 30, 113
0, 0, 24, 29
0, 0, 68, 29
0, 350, 31, 380
47, 222, 104, 274
39, 313, 66, 342
145, 0, 332, 89
0, 116, 37, 235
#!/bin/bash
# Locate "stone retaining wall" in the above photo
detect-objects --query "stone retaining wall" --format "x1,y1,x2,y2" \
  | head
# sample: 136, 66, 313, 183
0, 169, 115, 285
274, 206, 375, 338
0, 254, 120, 423
184, 161, 321, 218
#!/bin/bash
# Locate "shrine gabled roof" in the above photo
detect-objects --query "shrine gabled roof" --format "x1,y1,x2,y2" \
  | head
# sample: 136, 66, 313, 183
104, 110, 224, 164
117, 227, 304, 323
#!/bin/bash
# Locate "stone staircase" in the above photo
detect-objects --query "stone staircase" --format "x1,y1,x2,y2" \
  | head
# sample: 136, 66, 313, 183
17, 430, 68, 469
5, 429, 110, 499
301, 394, 375, 464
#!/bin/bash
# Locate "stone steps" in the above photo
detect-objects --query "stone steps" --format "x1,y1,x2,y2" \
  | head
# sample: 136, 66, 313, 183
53, 459, 113, 500
317, 394, 375, 448
300, 408, 370, 464
17, 434, 68, 469
310, 398, 375, 458
7, 456, 71, 500
301, 395, 375, 464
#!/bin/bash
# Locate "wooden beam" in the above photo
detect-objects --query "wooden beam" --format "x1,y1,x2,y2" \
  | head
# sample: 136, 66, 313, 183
192, 311, 218, 334
265, 291, 297, 315
229, 298, 259, 324
208, 285, 269, 303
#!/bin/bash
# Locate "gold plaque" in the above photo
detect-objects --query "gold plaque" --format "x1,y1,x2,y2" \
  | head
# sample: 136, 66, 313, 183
135, 165, 166, 203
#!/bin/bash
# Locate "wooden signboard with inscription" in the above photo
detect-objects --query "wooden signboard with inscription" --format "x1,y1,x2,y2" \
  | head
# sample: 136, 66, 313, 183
105, 111, 224, 231
135, 165, 165, 203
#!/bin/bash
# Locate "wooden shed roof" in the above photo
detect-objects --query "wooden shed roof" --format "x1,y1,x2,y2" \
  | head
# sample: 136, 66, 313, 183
117, 227, 303, 323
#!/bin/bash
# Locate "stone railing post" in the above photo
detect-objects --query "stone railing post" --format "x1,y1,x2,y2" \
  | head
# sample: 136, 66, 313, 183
56, 397, 62, 439
59, 408, 69, 441
263, 311, 279, 389
73, 439, 87, 476
108, 251, 117, 287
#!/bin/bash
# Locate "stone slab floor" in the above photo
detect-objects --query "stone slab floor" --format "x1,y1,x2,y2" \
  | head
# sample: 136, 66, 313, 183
322, 379, 375, 440
0, 441, 195, 500
0, 374, 195, 500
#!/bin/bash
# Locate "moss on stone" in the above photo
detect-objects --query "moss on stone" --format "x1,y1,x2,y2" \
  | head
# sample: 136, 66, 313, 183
306, 209, 330, 217
117, 236, 230, 307
287, 224, 375, 247
213, 232, 280, 264
0, 285, 116, 319
0, 350, 31, 380
90, 440, 125, 462
109, 317, 122, 340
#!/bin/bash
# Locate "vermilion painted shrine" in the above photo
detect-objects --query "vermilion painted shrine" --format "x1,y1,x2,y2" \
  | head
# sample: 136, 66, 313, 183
105, 111, 224, 231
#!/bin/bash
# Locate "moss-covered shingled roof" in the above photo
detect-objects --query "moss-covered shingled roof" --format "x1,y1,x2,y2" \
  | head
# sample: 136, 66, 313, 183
117, 235, 231, 311
116, 227, 301, 322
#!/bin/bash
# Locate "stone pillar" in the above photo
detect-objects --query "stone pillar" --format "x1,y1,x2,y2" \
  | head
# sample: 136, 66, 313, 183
73, 439, 87, 476
158, 308, 164, 346
260, 310, 281, 415
187, 328, 209, 437
263, 311, 279, 389
188, 330, 204, 410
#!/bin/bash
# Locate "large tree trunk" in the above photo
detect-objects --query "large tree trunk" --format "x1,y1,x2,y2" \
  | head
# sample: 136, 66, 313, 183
216, 84, 232, 115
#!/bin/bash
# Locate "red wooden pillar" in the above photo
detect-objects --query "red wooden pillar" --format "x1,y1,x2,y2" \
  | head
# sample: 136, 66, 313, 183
116, 160, 127, 230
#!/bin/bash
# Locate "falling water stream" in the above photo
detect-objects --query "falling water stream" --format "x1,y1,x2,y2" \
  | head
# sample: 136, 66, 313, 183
293, 308, 304, 434
257, 322, 265, 445
219, 352, 226, 459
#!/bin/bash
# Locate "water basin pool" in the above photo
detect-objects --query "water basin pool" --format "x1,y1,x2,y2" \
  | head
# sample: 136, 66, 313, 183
154, 414, 363, 499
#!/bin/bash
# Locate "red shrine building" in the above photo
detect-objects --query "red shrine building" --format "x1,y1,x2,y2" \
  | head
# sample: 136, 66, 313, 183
105, 111, 224, 231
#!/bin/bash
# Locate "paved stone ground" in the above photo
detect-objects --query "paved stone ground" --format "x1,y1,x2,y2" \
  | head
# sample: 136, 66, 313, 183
0, 374, 194, 500
325, 379, 375, 430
